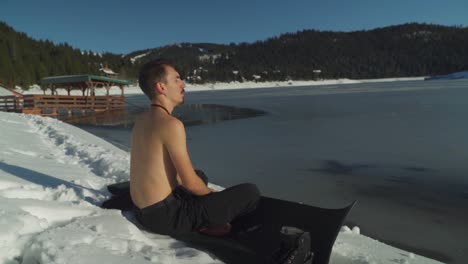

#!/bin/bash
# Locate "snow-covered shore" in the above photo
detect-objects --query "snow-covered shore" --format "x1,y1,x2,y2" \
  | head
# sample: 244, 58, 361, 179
15, 77, 426, 96
0, 107, 443, 263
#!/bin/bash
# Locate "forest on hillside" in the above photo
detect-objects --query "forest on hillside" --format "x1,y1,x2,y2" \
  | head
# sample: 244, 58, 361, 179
1, 21, 467, 88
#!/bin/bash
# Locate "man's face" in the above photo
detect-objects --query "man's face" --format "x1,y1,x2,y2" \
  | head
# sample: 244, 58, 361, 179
162, 66, 186, 105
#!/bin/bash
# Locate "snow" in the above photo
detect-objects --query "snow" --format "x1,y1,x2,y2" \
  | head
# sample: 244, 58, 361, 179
99, 68, 118, 75
0, 86, 15, 96
198, 54, 221, 63
130, 52, 150, 64
17, 76, 426, 96
0, 91, 444, 263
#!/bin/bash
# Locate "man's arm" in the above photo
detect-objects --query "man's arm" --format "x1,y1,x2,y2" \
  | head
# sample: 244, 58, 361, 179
163, 118, 212, 196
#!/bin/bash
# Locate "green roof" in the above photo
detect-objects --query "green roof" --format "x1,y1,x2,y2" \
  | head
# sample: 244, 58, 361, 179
41, 75, 131, 86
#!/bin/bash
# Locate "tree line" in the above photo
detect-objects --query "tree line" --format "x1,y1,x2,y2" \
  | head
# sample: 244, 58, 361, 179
1, 21, 467, 88
0, 21, 137, 88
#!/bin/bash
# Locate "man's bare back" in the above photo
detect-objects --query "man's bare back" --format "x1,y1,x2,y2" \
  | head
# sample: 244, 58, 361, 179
130, 62, 211, 209
130, 110, 179, 208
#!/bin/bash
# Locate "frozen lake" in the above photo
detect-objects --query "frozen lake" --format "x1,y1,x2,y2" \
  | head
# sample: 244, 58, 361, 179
79, 79, 468, 264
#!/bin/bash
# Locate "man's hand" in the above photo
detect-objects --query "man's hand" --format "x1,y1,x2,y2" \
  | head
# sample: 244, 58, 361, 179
199, 223, 232, 237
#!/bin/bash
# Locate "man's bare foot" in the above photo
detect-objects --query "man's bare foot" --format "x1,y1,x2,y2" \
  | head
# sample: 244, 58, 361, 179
199, 223, 232, 236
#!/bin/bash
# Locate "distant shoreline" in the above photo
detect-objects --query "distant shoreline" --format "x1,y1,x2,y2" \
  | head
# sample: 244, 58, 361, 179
17, 76, 426, 96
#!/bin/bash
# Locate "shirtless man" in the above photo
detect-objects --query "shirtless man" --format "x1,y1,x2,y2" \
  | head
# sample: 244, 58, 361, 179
130, 60, 260, 237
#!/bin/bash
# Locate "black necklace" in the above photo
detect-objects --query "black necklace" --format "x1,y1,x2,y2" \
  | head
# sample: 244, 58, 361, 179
151, 104, 171, 115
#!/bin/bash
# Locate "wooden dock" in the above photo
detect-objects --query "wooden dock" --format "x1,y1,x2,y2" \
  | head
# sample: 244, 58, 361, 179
0, 94, 125, 117
0, 74, 130, 120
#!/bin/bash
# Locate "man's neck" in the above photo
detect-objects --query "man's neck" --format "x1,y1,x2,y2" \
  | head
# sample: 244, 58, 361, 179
151, 100, 174, 114
151, 104, 171, 115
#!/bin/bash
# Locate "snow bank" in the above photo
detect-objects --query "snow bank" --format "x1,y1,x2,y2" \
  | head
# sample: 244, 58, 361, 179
0, 111, 443, 263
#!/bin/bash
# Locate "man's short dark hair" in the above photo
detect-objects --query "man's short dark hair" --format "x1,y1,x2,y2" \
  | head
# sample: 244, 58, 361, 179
138, 59, 174, 100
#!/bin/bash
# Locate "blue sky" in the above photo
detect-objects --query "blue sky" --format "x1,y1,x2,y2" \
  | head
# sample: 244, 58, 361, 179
1, 0, 467, 54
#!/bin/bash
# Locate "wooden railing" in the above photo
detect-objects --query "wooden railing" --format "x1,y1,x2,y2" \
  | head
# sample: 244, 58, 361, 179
0, 95, 125, 116
0, 96, 22, 112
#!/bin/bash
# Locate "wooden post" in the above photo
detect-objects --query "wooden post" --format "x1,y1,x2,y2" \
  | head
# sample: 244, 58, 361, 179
120, 85, 124, 97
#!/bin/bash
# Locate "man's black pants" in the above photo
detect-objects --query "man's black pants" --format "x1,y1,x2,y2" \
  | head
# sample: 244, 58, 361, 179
135, 171, 260, 236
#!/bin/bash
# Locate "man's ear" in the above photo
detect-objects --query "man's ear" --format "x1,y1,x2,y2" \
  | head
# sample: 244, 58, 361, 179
155, 82, 165, 95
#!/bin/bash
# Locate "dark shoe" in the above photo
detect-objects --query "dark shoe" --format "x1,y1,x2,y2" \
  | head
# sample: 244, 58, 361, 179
278, 227, 312, 264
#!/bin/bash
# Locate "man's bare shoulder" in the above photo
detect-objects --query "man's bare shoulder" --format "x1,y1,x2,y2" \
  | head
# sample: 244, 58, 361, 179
134, 112, 184, 137
166, 115, 184, 129
161, 115, 185, 140
134, 111, 179, 127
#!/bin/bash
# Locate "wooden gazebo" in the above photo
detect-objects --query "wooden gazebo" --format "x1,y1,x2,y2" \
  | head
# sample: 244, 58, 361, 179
40, 75, 130, 96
